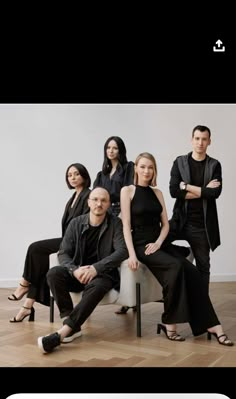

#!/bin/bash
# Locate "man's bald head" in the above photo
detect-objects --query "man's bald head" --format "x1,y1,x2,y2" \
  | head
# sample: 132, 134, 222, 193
88, 187, 111, 217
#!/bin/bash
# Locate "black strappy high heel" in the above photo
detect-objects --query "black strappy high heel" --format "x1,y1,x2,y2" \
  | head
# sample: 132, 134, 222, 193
9, 306, 35, 322
157, 323, 185, 341
207, 331, 234, 346
8, 283, 29, 301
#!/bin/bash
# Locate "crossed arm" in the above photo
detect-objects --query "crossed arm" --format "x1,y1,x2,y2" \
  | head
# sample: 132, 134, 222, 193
170, 159, 222, 200
184, 179, 221, 199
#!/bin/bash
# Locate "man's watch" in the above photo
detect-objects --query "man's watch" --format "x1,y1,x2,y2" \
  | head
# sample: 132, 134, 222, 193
180, 182, 187, 191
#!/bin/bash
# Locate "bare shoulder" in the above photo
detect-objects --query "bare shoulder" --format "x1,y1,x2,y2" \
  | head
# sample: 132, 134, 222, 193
151, 187, 162, 196
121, 184, 135, 199
151, 187, 164, 202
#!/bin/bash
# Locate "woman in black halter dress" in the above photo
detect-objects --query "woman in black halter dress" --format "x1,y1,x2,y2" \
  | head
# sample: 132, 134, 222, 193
120, 152, 233, 345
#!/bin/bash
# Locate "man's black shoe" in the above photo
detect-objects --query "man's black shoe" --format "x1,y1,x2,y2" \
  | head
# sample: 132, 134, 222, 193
38, 332, 61, 353
62, 326, 82, 343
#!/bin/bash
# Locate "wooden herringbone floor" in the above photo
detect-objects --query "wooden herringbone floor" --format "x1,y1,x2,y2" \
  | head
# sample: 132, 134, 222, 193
1, 282, 236, 367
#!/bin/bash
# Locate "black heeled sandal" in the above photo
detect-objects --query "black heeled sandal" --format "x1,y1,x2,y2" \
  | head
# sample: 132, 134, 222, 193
9, 306, 35, 323
115, 306, 137, 315
207, 331, 234, 346
8, 283, 29, 301
157, 323, 185, 341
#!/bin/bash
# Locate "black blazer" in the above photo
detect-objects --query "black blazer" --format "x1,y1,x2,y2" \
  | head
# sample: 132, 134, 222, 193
169, 152, 222, 251
61, 187, 91, 236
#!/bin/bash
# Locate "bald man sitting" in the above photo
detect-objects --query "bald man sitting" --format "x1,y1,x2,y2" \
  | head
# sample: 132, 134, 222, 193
38, 187, 128, 354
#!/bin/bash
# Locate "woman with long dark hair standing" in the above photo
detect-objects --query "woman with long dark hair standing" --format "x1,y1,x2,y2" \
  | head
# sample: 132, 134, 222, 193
93, 136, 134, 217
93, 136, 135, 314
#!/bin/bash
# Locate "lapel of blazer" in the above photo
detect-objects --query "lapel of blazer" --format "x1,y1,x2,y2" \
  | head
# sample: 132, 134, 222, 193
61, 188, 90, 235
67, 187, 90, 221
69, 193, 82, 220
203, 155, 210, 185
177, 153, 191, 183
61, 193, 76, 232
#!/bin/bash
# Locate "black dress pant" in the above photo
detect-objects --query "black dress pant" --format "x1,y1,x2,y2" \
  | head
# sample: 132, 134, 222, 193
23, 238, 62, 306
135, 243, 220, 336
168, 222, 211, 291
47, 266, 114, 330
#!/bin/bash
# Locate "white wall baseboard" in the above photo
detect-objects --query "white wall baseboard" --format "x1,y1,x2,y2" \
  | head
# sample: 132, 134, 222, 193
0, 280, 20, 288
1, 274, 236, 288
210, 274, 236, 282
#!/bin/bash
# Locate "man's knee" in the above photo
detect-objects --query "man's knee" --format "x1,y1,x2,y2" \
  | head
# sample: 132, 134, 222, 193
84, 279, 112, 297
27, 241, 40, 254
47, 266, 61, 285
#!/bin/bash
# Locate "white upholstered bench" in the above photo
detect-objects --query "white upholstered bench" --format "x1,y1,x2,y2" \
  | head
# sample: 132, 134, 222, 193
49, 248, 193, 337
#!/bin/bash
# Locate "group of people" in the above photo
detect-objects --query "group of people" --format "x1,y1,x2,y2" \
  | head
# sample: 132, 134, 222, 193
8, 127, 234, 354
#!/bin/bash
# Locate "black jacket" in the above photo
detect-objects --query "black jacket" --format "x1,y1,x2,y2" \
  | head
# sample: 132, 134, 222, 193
61, 188, 90, 236
93, 161, 134, 204
169, 152, 222, 251
58, 213, 128, 289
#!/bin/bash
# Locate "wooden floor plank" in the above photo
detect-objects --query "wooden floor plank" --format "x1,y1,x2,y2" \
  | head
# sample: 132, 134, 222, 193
1, 282, 235, 367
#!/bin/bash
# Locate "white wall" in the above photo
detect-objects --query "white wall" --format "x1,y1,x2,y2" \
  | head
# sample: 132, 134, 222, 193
0, 104, 235, 286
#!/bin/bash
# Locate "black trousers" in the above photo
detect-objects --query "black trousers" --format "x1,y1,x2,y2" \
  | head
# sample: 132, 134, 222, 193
168, 222, 211, 291
135, 243, 220, 336
23, 238, 62, 306
47, 266, 114, 330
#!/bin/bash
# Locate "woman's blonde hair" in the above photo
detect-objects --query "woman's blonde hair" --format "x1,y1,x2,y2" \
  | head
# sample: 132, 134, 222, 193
134, 152, 157, 187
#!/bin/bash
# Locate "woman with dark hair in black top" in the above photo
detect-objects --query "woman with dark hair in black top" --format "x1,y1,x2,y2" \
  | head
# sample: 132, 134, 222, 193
93, 136, 134, 217
120, 152, 233, 346
93, 136, 135, 314
8, 163, 91, 323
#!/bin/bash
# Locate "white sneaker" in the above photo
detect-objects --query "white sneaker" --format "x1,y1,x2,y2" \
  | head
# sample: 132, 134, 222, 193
62, 327, 82, 343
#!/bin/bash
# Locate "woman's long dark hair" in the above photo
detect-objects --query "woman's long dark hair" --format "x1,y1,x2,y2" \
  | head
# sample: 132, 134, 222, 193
65, 163, 91, 189
102, 136, 128, 175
